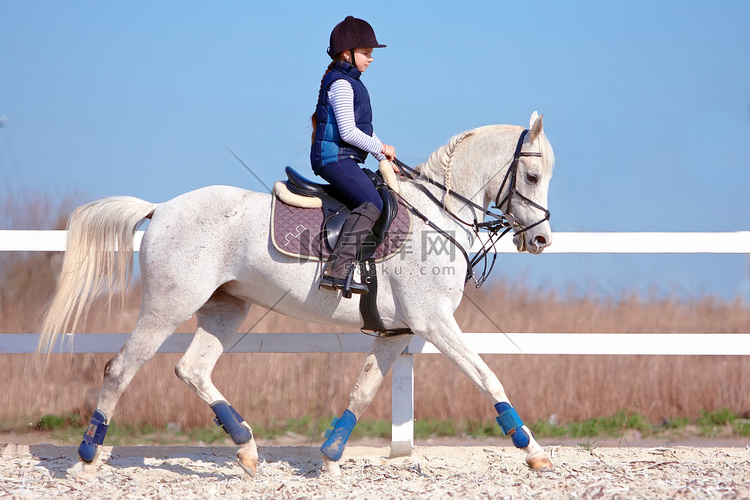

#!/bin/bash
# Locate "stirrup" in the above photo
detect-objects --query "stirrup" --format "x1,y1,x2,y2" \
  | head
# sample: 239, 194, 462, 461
319, 275, 368, 296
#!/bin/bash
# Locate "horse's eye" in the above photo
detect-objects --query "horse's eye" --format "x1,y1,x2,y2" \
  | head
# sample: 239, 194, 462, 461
526, 173, 539, 184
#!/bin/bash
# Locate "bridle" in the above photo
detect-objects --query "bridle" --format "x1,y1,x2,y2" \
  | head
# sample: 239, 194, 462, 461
392, 129, 551, 286
492, 129, 550, 236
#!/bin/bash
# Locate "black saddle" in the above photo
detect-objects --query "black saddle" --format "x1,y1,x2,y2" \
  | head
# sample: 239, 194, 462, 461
284, 166, 398, 253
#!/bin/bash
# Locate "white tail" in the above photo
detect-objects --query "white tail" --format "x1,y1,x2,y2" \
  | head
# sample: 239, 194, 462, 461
38, 196, 157, 353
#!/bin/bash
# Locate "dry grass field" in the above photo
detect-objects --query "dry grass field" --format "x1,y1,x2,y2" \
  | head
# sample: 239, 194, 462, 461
2, 256, 749, 432
1, 196, 749, 433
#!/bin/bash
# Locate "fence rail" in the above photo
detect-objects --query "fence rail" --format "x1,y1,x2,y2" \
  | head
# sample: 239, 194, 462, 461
1, 230, 749, 454
5, 332, 750, 356
2, 230, 750, 253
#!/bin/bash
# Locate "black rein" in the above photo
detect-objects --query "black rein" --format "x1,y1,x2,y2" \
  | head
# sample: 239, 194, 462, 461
390, 129, 550, 287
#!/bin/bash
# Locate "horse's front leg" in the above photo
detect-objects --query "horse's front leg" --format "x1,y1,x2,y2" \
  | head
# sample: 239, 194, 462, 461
416, 316, 554, 470
321, 334, 413, 476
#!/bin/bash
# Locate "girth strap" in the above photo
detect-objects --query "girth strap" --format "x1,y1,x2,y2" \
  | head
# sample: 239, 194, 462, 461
359, 258, 384, 332
359, 254, 412, 336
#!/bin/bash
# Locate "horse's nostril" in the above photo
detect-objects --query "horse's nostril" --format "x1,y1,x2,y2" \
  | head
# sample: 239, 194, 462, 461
534, 235, 547, 247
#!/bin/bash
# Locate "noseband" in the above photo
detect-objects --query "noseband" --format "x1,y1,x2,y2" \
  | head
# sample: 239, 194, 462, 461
392, 129, 551, 286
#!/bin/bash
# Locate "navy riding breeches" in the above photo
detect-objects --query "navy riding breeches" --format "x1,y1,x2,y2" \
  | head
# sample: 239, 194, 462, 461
317, 158, 383, 212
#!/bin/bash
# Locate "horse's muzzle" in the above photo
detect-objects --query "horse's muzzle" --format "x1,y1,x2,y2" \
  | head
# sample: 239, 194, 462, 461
514, 232, 552, 254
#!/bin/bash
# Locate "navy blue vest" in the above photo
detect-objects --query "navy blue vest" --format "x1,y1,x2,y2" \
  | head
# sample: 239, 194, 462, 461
310, 61, 374, 173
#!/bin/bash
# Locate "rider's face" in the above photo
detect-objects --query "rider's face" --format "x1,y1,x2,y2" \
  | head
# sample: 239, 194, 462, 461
348, 48, 374, 72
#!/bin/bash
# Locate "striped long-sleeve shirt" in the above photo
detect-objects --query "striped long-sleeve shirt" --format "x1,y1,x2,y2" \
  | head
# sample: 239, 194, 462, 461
328, 79, 386, 161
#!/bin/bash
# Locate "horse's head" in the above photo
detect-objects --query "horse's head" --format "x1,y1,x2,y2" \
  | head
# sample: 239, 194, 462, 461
489, 112, 554, 254
415, 113, 554, 256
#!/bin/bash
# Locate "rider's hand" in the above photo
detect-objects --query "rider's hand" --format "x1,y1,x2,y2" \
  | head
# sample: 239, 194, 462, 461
381, 143, 396, 161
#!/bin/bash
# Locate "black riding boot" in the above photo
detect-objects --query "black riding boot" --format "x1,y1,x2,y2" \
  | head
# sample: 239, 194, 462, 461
320, 201, 381, 297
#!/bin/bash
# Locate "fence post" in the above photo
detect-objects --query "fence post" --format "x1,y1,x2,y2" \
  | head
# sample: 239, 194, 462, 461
389, 348, 414, 457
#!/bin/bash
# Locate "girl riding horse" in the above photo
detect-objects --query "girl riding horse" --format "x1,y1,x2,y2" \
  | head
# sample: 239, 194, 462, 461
310, 16, 398, 296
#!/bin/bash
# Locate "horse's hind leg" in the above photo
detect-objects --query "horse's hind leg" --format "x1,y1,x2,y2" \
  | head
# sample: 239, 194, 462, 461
415, 316, 553, 470
77, 313, 178, 474
173, 290, 258, 475
321, 334, 413, 476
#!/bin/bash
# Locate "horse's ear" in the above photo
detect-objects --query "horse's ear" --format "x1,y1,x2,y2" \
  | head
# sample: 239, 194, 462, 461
528, 112, 544, 142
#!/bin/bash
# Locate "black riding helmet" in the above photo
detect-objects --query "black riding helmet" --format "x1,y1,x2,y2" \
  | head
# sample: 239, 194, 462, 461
327, 16, 386, 59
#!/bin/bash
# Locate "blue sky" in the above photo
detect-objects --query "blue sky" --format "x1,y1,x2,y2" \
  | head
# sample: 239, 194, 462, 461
1, 1, 749, 301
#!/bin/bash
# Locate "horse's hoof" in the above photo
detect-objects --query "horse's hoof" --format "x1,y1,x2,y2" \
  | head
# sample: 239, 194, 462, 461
70, 460, 98, 482
526, 453, 554, 470
237, 449, 258, 476
323, 455, 342, 477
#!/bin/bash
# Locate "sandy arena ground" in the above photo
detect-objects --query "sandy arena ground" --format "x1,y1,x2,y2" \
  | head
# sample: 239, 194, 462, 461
2, 439, 749, 499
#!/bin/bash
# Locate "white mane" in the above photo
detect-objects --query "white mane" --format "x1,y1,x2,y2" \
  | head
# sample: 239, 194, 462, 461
416, 129, 476, 196
416, 124, 555, 186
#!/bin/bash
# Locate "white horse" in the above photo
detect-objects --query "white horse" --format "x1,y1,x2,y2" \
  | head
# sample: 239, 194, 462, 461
39, 112, 555, 477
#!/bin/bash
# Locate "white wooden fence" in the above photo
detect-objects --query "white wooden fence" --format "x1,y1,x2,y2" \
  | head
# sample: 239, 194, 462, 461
1, 230, 749, 454
2, 229, 750, 253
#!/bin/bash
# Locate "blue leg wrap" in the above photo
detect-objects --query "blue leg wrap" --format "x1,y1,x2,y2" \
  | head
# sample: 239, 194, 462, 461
78, 409, 109, 463
211, 401, 252, 445
495, 402, 531, 449
321, 409, 357, 461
